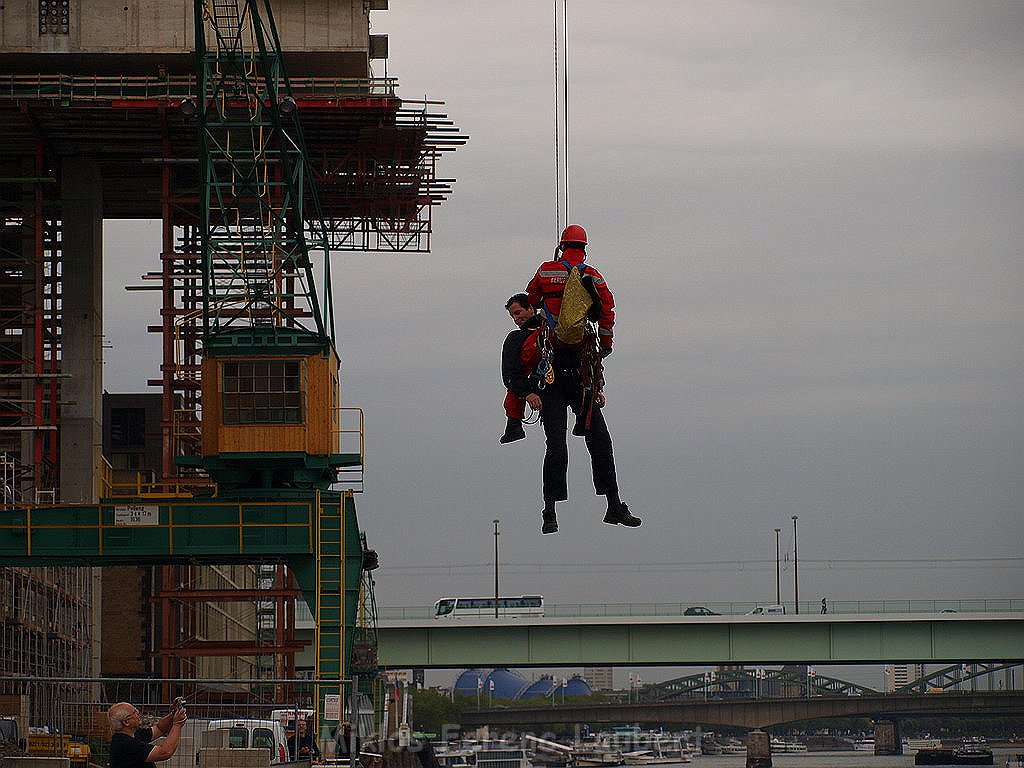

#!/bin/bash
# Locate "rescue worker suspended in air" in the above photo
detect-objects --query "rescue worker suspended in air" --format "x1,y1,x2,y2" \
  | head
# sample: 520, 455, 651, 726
501, 224, 640, 535
499, 293, 545, 444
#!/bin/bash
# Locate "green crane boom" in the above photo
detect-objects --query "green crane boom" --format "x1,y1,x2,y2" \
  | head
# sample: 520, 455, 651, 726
193, 0, 334, 346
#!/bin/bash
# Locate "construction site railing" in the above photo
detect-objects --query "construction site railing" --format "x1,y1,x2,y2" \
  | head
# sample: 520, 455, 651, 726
0, 74, 399, 101
378, 597, 1024, 620
333, 407, 364, 493
0, 676, 377, 768
98, 455, 213, 499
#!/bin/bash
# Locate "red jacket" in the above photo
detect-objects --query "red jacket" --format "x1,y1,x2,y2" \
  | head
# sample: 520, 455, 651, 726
520, 327, 542, 372
526, 247, 615, 349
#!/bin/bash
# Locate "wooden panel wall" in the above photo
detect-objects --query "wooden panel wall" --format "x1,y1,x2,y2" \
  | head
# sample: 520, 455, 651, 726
201, 351, 339, 456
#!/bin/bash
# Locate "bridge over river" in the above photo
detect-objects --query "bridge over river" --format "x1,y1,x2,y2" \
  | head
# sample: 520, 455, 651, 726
376, 611, 1024, 667
460, 690, 1024, 729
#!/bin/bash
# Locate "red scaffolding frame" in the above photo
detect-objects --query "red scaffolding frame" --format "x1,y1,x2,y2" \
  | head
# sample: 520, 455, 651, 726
1, 72, 463, 678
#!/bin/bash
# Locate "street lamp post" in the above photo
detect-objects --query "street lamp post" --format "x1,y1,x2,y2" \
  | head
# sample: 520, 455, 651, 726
774, 527, 781, 605
792, 515, 799, 614
493, 519, 500, 618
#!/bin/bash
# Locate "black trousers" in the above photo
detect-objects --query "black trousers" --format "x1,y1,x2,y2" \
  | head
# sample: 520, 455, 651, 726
540, 364, 618, 504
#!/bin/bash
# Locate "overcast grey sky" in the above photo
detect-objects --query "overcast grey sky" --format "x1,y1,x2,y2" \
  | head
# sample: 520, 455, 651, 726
104, 0, 1024, 646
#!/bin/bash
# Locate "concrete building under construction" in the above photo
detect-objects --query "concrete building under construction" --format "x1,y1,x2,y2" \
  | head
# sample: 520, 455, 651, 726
0, 0, 462, 700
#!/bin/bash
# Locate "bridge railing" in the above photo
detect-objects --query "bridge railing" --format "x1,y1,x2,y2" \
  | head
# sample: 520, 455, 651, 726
377, 598, 1024, 621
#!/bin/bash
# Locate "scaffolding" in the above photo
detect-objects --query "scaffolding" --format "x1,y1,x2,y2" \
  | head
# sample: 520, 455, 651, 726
0, 148, 62, 499
0, 140, 84, 695
0, 567, 94, 725
1, 59, 462, 682
153, 563, 302, 682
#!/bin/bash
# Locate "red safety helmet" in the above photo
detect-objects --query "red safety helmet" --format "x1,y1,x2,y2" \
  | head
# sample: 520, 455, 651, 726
559, 224, 587, 246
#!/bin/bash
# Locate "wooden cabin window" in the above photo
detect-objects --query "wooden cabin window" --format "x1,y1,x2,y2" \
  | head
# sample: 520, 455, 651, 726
222, 360, 303, 424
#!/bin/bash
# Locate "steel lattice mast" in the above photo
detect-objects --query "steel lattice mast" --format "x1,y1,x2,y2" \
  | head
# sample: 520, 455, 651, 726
194, 0, 333, 346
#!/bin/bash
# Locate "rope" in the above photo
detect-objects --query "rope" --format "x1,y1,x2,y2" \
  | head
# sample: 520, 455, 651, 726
552, 0, 561, 232
552, 0, 571, 231
522, 406, 541, 426
562, 0, 570, 223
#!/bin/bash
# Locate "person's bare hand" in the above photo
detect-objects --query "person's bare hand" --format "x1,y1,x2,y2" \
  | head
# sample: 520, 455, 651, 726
526, 393, 542, 410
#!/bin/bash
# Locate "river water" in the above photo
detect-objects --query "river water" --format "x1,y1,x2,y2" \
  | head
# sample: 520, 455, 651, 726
682, 750, 1021, 768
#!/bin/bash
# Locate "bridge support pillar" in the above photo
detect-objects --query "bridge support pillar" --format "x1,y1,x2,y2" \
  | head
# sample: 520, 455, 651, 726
874, 720, 902, 755
745, 730, 771, 768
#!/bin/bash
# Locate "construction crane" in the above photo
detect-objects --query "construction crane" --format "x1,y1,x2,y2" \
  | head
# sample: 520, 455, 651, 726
185, 0, 379, 685
193, 0, 332, 347
183, 0, 349, 494
0, 0, 462, 717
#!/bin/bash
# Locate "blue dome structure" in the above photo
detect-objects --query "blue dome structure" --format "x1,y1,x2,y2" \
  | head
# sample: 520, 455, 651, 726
483, 668, 530, 699
519, 675, 557, 699
520, 674, 593, 699
453, 670, 593, 700
453, 669, 485, 696
563, 676, 592, 697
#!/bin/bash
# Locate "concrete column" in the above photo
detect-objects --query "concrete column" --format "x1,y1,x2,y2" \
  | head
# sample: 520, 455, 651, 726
59, 158, 102, 504
745, 730, 771, 768
17, 154, 37, 493
874, 720, 903, 755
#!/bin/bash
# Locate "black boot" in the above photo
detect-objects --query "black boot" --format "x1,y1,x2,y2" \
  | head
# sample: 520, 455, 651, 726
603, 502, 642, 527
499, 418, 526, 444
541, 507, 558, 535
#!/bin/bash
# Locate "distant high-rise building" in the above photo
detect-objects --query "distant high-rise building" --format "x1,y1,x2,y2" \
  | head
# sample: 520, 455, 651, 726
584, 666, 613, 691
884, 663, 925, 692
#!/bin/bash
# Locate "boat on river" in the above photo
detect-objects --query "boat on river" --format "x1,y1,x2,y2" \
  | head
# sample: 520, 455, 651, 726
593, 728, 690, 765
571, 746, 624, 767
770, 738, 808, 753
434, 740, 531, 768
719, 739, 746, 755
914, 746, 994, 766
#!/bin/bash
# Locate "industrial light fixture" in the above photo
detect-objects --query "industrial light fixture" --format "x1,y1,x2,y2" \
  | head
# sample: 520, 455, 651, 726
178, 97, 197, 117
278, 95, 297, 115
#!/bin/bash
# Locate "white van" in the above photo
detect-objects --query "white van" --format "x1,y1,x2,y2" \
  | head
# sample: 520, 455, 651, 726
205, 719, 290, 764
747, 604, 786, 615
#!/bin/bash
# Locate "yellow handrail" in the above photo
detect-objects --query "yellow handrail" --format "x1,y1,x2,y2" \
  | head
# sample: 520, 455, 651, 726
98, 454, 214, 499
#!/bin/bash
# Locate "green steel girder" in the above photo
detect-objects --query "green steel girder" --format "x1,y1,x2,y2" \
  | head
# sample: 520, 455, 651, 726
0, 499, 313, 561
0, 490, 364, 680
375, 615, 1024, 668
894, 662, 1022, 693
194, 0, 333, 345
645, 668, 878, 700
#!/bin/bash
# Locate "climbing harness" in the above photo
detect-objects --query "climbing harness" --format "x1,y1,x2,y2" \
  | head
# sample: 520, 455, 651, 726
576, 322, 605, 433
534, 324, 556, 389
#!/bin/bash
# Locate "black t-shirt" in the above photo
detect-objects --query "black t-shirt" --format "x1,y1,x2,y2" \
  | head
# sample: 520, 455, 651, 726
110, 728, 155, 768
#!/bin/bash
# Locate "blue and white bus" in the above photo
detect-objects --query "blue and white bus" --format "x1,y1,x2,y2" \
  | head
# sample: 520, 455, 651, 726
433, 595, 544, 619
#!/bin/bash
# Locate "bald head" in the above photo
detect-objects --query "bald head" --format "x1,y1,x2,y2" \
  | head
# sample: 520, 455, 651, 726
108, 702, 138, 732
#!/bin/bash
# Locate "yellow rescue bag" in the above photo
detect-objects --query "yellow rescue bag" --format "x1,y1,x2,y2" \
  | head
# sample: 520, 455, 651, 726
553, 263, 593, 346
